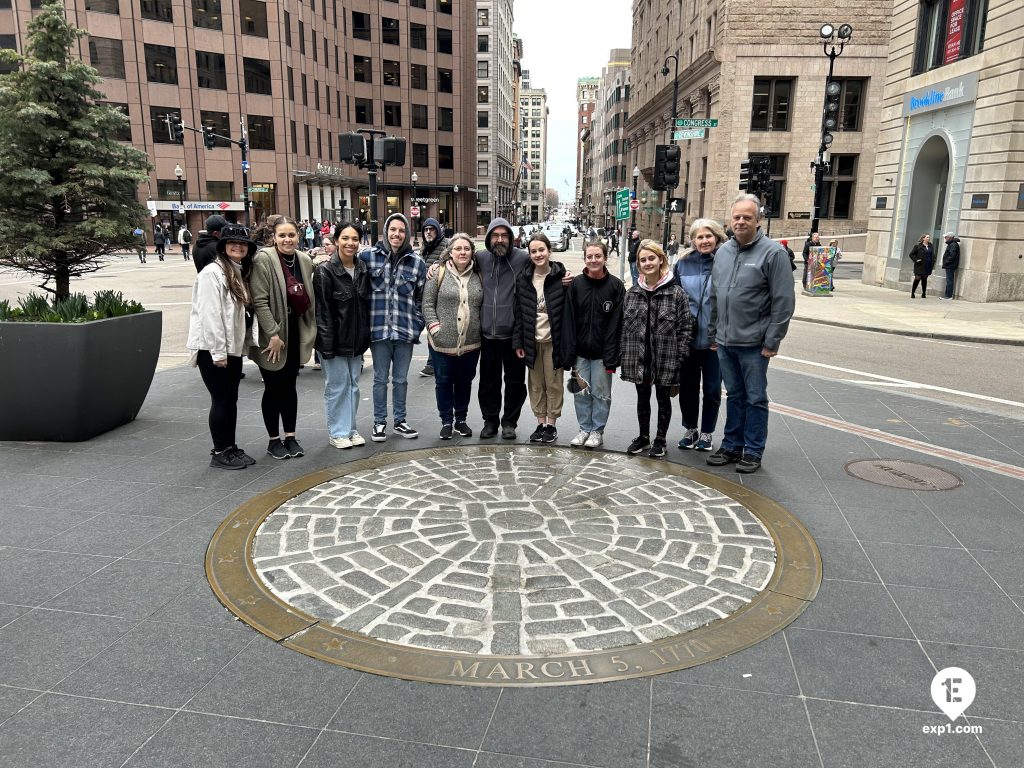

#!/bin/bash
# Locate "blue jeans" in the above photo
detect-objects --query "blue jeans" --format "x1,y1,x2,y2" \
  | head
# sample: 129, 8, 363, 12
370, 340, 414, 424
572, 357, 612, 432
321, 355, 362, 438
944, 268, 955, 299
629, 259, 639, 286
717, 344, 770, 459
433, 349, 481, 424
679, 348, 721, 433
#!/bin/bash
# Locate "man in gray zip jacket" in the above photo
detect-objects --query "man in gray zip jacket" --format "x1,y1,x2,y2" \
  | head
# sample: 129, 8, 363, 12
706, 194, 795, 473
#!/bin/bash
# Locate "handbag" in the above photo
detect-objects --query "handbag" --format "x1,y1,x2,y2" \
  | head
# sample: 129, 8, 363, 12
278, 253, 311, 316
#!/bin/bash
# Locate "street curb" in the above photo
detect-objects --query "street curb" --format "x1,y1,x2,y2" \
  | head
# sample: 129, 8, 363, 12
791, 314, 1024, 346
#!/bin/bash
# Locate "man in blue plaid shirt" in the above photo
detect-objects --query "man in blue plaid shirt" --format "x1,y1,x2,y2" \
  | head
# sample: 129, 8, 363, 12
359, 213, 427, 441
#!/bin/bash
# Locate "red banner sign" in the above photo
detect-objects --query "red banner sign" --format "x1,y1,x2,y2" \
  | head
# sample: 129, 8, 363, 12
944, 0, 966, 65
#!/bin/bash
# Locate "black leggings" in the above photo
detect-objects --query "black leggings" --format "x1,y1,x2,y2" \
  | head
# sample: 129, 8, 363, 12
258, 315, 301, 436
911, 275, 929, 297
196, 351, 242, 451
635, 381, 673, 440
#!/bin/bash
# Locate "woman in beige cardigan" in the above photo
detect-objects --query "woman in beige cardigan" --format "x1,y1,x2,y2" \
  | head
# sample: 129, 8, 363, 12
248, 216, 317, 460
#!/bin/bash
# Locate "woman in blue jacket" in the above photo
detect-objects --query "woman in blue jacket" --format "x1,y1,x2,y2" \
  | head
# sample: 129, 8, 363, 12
672, 219, 726, 451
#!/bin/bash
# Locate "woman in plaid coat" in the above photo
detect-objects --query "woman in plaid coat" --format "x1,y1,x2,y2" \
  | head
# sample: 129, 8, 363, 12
620, 239, 693, 458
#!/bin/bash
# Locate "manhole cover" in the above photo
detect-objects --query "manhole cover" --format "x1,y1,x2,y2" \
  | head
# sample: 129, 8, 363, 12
845, 459, 963, 491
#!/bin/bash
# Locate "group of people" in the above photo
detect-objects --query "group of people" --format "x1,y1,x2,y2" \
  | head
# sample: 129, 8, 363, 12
908, 232, 961, 299
186, 193, 795, 474
132, 223, 192, 263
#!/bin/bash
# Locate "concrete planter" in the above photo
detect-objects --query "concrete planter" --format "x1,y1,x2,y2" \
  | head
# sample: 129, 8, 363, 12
0, 310, 162, 442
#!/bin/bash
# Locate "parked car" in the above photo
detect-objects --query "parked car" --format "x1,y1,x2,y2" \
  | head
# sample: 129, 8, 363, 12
541, 226, 570, 252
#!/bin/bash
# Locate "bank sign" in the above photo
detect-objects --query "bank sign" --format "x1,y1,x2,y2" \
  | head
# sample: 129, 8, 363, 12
904, 72, 978, 116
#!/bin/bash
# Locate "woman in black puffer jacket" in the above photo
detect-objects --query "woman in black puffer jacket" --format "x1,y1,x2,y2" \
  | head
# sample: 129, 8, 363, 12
513, 233, 569, 444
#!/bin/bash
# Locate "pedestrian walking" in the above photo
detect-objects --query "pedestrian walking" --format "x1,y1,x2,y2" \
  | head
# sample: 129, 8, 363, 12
779, 239, 797, 272
707, 194, 795, 474
667, 235, 679, 265
248, 216, 316, 460
193, 214, 229, 273
627, 229, 641, 286
908, 234, 934, 298
561, 239, 624, 449
621, 240, 693, 459
513, 233, 569, 444
423, 233, 484, 439
673, 219, 725, 452
178, 225, 192, 260
153, 226, 166, 261
828, 238, 842, 291
133, 226, 147, 263
313, 222, 370, 449
186, 225, 257, 470
941, 232, 960, 300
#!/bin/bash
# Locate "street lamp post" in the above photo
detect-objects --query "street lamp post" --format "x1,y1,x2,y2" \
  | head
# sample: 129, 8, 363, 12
411, 171, 419, 247
174, 164, 185, 233
810, 22, 853, 239
453, 184, 459, 233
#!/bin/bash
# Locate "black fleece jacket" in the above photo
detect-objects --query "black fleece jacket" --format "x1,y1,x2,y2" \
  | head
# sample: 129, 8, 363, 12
561, 269, 625, 371
511, 260, 569, 369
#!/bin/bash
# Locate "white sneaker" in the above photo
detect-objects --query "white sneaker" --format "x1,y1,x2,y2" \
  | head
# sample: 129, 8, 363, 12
330, 436, 353, 449
349, 433, 366, 447
584, 431, 604, 449
570, 430, 590, 447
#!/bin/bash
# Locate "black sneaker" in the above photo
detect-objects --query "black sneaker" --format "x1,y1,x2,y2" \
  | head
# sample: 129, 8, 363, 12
439, 423, 454, 440
706, 447, 742, 466
393, 421, 419, 439
419, 365, 434, 377
501, 425, 517, 440
529, 425, 546, 443
736, 455, 762, 474
626, 436, 650, 455
453, 421, 473, 437
371, 423, 388, 442
266, 439, 291, 460
480, 422, 499, 439
210, 448, 247, 470
648, 439, 667, 458
540, 425, 557, 444
229, 446, 256, 466
283, 436, 304, 457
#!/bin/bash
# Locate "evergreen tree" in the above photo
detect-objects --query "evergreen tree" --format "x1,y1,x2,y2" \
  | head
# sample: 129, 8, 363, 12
0, 2, 151, 300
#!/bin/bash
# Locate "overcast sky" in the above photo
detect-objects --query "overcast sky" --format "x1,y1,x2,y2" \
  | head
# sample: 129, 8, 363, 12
513, 1, 632, 205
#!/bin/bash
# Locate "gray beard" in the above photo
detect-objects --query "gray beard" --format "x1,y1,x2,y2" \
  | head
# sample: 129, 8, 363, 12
491, 242, 509, 258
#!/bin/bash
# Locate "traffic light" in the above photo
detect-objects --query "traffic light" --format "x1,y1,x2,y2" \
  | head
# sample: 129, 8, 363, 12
374, 136, 406, 166
739, 159, 753, 192
202, 125, 216, 150
757, 157, 772, 196
653, 144, 680, 191
821, 80, 841, 149
338, 132, 366, 164
168, 113, 184, 143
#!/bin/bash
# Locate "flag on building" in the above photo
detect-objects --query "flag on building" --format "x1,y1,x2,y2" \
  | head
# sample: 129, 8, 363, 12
521, 154, 535, 176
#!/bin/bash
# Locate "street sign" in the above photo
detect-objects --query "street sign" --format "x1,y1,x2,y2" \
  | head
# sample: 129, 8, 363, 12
675, 118, 718, 128
241, 160, 250, 172
673, 129, 705, 141
615, 188, 630, 220
629, 199, 640, 211
410, 205, 420, 217
666, 198, 686, 214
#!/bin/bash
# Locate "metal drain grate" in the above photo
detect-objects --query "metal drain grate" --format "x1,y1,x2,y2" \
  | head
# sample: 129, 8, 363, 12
845, 459, 963, 491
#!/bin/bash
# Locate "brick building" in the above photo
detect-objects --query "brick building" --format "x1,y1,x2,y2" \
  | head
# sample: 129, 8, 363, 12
575, 76, 599, 222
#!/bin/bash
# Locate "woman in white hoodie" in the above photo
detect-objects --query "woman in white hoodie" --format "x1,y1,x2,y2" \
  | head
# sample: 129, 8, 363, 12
186, 225, 257, 470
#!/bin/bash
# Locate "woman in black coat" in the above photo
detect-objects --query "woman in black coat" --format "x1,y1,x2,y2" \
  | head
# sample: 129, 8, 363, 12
908, 234, 934, 298
513, 233, 569, 444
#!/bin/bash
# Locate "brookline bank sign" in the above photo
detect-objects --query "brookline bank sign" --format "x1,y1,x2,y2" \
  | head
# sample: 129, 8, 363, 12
904, 72, 978, 116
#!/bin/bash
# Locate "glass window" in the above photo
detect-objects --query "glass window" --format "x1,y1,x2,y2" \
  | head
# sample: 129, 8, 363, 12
750, 78, 792, 131
478, 35, 489, 53
478, 110, 488, 128
438, 145, 454, 169
410, 23, 427, 50
247, 115, 275, 151
411, 104, 428, 129
914, 0, 987, 73
477, 60, 488, 79
410, 0, 425, 6
353, 55, 372, 83
437, 28, 452, 54
355, 98, 373, 124
477, 135, 489, 152
287, 66, 294, 100
477, 85, 489, 104
477, 8, 489, 26
384, 102, 402, 127
243, 58, 272, 95
195, 51, 227, 90
283, 11, 291, 46
438, 68, 453, 93
478, 160, 489, 176
438, 107, 453, 132
413, 143, 429, 168
352, 11, 371, 40
191, 0, 221, 30
478, 185, 489, 204
298, 20, 305, 54
144, 44, 178, 85
410, 63, 427, 90
238, 0, 268, 37
838, 79, 864, 131
150, 106, 179, 145
382, 17, 399, 45
88, 37, 125, 79
821, 154, 857, 219
383, 59, 400, 87
438, 0, 452, 13
100, 102, 132, 141
291, 120, 298, 153
200, 110, 230, 142
301, 73, 308, 106
140, 0, 172, 23
85, 0, 119, 13
206, 181, 234, 201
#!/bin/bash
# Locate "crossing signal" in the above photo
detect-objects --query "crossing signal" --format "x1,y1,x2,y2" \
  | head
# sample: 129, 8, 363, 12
338, 132, 367, 164
374, 136, 406, 167
202, 125, 216, 150
653, 144, 681, 191
739, 160, 753, 192
168, 113, 184, 143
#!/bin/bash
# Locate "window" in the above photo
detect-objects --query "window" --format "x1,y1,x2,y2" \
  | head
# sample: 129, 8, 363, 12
413, 143, 429, 168
438, 0, 452, 13
478, 110, 489, 128
140, 0, 172, 22
85, 0, 119, 13
477, 61, 489, 79
914, 0, 988, 73
750, 78, 792, 131
760, 154, 787, 218
287, 66, 294, 100
283, 11, 291, 46
298, 21, 305, 54
200, 110, 230, 143
478, 185, 489, 204
383, 60, 400, 87
243, 58, 272, 95
192, 0, 221, 30
291, 120, 298, 153
150, 106, 179, 144
438, 107, 453, 131
314, 83, 320, 110
195, 51, 226, 89
384, 102, 402, 127
478, 9, 489, 26
247, 115, 275, 150
412, 104, 428, 129
478, 160, 489, 176
478, 35, 489, 53
355, 98, 373, 124
88, 38, 125, 79
206, 181, 233, 201
303, 124, 309, 155
101, 102, 132, 141
353, 55, 372, 83
239, 0, 268, 37
382, 17, 399, 45
437, 28, 452, 54
835, 79, 865, 131
410, 0, 425, 6
410, 23, 427, 50
438, 68, 453, 93
352, 11, 371, 40
820, 154, 857, 219
410, 63, 427, 90
438, 145, 454, 169
300, 73, 308, 105
477, 86, 489, 104
477, 135, 489, 152
145, 44, 178, 84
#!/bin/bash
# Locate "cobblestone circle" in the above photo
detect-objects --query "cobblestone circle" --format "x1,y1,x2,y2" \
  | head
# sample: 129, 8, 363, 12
252, 449, 777, 656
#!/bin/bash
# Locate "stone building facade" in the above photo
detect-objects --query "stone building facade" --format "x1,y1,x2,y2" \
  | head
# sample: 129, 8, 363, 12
588, 49, 631, 232
575, 77, 599, 221
627, 0, 890, 242
863, 0, 1022, 301
520, 87, 548, 223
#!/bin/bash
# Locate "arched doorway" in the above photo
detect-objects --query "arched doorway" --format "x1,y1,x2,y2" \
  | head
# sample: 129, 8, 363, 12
902, 135, 950, 276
